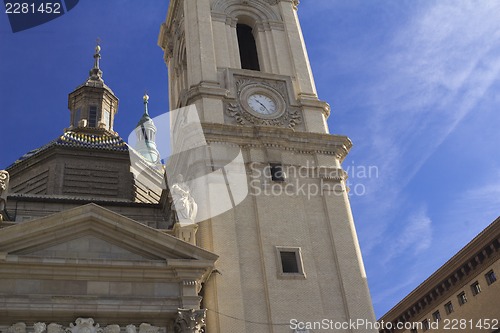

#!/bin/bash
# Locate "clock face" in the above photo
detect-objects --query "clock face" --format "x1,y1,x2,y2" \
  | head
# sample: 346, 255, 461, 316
247, 94, 277, 115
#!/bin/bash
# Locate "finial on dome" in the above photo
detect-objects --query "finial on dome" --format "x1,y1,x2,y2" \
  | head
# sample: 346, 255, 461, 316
143, 91, 150, 115
89, 38, 103, 80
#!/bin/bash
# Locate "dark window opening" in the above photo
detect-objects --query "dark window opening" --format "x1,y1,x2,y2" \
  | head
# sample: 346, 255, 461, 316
280, 251, 299, 273
237, 24, 260, 71
486, 270, 497, 285
471, 281, 481, 295
89, 106, 97, 127
73, 109, 81, 127
457, 291, 467, 305
432, 310, 441, 322
422, 319, 429, 331
444, 301, 454, 314
270, 164, 286, 182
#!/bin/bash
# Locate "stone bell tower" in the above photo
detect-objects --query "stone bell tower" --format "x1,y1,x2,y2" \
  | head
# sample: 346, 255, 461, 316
159, 1, 376, 332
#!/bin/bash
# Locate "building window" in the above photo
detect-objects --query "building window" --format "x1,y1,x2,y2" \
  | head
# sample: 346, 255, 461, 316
276, 247, 305, 277
432, 310, 441, 322
422, 319, 430, 331
102, 109, 110, 129
89, 106, 97, 127
280, 251, 299, 273
470, 281, 481, 296
73, 108, 81, 127
444, 301, 454, 315
457, 291, 467, 306
485, 270, 497, 285
270, 163, 286, 182
237, 24, 260, 71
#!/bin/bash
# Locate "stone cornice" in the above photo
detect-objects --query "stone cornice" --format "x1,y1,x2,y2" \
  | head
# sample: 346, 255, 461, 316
201, 123, 352, 161
379, 217, 500, 327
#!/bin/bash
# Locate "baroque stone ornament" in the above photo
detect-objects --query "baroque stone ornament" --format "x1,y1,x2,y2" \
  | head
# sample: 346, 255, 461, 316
0, 170, 9, 221
4, 322, 164, 333
47, 323, 64, 333
33, 323, 47, 333
227, 78, 302, 129
7, 323, 26, 333
174, 308, 206, 333
69, 318, 103, 333
138, 323, 160, 333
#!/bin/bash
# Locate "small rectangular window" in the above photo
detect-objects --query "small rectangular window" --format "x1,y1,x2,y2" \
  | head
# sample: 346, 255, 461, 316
485, 270, 497, 285
102, 109, 110, 129
432, 310, 441, 322
471, 281, 481, 295
445, 301, 454, 314
457, 291, 467, 306
89, 106, 97, 127
270, 163, 285, 182
276, 246, 305, 278
73, 108, 81, 127
280, 251, 299, 273
422, 319, 429, 331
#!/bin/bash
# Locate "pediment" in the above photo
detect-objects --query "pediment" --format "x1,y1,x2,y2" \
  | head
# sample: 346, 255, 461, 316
0, 204, 217, 263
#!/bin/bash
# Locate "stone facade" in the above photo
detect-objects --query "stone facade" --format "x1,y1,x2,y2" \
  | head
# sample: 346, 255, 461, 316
379, 218, 500, 333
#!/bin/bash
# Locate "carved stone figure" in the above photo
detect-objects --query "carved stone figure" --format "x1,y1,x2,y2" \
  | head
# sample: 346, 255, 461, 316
171, 174, 198, 223
174, 309, 206, 333
0, 170, 9, 221
34, 322, 47, 333
69, 318, 103, 333
7, 323, 26, 333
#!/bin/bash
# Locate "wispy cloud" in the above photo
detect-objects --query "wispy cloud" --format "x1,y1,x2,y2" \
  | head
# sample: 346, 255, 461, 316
382, 205, 433, 264
349, 0, 500, 249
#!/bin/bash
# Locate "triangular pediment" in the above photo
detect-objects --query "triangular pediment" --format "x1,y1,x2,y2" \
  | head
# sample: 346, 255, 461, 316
0, 203, 218, 263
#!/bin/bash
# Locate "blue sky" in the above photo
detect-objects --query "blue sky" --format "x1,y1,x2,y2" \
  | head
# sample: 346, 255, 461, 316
1, 0, 500, 319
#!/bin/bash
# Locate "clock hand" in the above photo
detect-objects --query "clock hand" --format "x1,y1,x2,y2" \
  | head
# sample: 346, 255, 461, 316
256, 100, 270, 113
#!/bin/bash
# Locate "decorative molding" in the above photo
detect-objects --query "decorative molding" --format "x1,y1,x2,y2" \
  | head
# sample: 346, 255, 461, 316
6, 320, 163, 333
226, 77, 302, 129
174, 309, 206, 333
211, 0, 282, 24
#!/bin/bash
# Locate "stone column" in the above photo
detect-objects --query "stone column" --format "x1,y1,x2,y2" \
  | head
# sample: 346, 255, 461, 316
174, 308, 206, 333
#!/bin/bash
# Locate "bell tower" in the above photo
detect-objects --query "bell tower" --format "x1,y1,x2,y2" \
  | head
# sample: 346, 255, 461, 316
159, 1, 376, 332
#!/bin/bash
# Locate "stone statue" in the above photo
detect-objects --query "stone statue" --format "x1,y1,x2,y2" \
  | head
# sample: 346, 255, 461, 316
0, 170, 9, 221
174, 308, 206, 333
171, 174, 198, 224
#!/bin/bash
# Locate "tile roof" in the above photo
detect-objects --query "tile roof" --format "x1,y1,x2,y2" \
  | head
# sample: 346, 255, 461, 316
9, 131, 129, 167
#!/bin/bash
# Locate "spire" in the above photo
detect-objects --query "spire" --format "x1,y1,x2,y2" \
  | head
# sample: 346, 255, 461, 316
137, 92, 153, 127
89, 41, 103, 81
135, 93, 160, 164
143, 92, 150, 114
